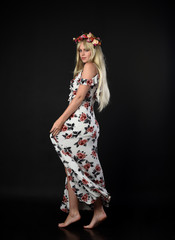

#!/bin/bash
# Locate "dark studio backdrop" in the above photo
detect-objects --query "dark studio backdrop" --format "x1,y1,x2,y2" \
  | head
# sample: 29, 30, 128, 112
0, 1, 174, 222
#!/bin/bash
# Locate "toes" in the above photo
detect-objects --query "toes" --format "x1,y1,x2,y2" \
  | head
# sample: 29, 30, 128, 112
83, 225, 92, 229
58, 223, 66, 227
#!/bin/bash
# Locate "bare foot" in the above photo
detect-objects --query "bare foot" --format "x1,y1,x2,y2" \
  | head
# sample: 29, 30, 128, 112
58, 212, 81, 228
83, 210, 107, 229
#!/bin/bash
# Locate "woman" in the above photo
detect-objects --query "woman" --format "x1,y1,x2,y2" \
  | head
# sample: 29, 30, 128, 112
49, 32, 111, 229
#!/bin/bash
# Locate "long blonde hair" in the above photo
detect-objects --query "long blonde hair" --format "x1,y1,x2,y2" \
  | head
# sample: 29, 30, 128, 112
73, 39, 110, 112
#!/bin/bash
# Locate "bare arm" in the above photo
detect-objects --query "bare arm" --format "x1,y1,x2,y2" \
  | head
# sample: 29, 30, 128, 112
60, 63, 97, 122
59, 95, 87, 123
50, 63, 97, 137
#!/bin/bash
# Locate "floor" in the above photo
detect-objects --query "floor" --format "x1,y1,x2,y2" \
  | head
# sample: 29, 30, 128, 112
1, 198, 175, 240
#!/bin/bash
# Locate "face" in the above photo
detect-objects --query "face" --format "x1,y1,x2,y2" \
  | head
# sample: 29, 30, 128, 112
79, 42, 91, 64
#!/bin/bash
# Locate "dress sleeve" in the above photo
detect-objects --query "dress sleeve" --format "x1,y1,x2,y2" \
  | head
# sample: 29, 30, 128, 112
79, 75, 98, 86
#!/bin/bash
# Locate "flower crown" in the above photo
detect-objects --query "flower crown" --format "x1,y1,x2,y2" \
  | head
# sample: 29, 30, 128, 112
73, 32, 102, 46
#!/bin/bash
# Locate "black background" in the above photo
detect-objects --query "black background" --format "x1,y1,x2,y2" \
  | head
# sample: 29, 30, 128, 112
0, 0, 174, 237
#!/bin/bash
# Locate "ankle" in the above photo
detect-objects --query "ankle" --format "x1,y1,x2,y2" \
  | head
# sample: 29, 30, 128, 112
69, 210, 80, 217
94, 204, 106, 214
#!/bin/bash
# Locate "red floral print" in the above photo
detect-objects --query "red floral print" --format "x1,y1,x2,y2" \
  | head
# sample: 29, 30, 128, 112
92, 131, 96, 138
86, 92, 90, 98
62, 208, 68, 213
78, 139, 87, 145
93, 188, 101, 193
82, 193, 88, 202
66, 134, 72, 139
62, 150, 71, 157
82, 178, 89, 184
63, 195, 68, 203
87, 126, 94, 132
87, 79, 93, 85
67, 168, 72, 173
100, 178, 104, 184
80, 113, 87, 121
62, 125, 68, 131
92, 150, 97, 157
77, 152, 86, 159
84, 171, 90, 177
95, 164, 101, 171
62, 150, 67, 155
84, 163, 91, 171
68, 175, 73, 181
50, 69, 111, 213
84, 102, 89, 108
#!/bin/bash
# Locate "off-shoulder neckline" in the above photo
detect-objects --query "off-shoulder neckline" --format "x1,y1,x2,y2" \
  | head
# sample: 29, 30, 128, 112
79, 70, 99, 80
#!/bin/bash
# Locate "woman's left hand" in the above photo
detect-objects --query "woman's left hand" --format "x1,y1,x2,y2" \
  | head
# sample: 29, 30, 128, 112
50, 118, 64, 137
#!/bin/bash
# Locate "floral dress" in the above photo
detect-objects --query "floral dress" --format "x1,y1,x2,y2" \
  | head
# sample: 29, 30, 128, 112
50, 70, 111, 213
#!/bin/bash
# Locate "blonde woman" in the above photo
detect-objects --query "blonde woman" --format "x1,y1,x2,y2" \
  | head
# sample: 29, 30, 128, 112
50, 32, 111, 229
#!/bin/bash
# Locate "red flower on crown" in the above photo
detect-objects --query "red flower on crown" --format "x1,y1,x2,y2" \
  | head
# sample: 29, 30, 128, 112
73, 32, 102, 46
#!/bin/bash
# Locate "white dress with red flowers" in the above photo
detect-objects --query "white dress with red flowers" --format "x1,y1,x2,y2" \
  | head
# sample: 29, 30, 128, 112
50, 70, 111, 213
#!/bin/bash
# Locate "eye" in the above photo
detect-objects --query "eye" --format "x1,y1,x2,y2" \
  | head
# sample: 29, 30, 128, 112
85, 49, 90, 52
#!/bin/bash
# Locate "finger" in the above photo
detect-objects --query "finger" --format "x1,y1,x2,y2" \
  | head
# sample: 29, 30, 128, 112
50, 127, 54, 133
50, 131, 58, 142
53, 129, 60, 137
52, 128, 57, 137
50, 126, 55, 133
52, 128, 58, 136
51, 132, 58, 142
53, 131, 60, 137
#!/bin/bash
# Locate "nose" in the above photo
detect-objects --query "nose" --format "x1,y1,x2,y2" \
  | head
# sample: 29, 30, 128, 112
81, 50, 85, 56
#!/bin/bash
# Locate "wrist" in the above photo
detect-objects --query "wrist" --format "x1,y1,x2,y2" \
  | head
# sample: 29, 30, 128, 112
58, 115, 65, 124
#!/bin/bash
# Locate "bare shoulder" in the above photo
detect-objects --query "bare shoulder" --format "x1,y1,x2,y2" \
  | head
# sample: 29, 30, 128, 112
82, 62, 98, 79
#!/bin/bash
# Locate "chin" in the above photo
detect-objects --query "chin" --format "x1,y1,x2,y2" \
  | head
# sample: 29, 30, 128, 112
82, 59, 89, 64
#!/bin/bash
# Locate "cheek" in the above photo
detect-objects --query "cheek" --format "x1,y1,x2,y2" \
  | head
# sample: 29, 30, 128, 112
87, 52, 91, 58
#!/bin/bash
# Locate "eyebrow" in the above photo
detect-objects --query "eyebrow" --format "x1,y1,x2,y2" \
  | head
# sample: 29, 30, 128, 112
79, 47, 89, 51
